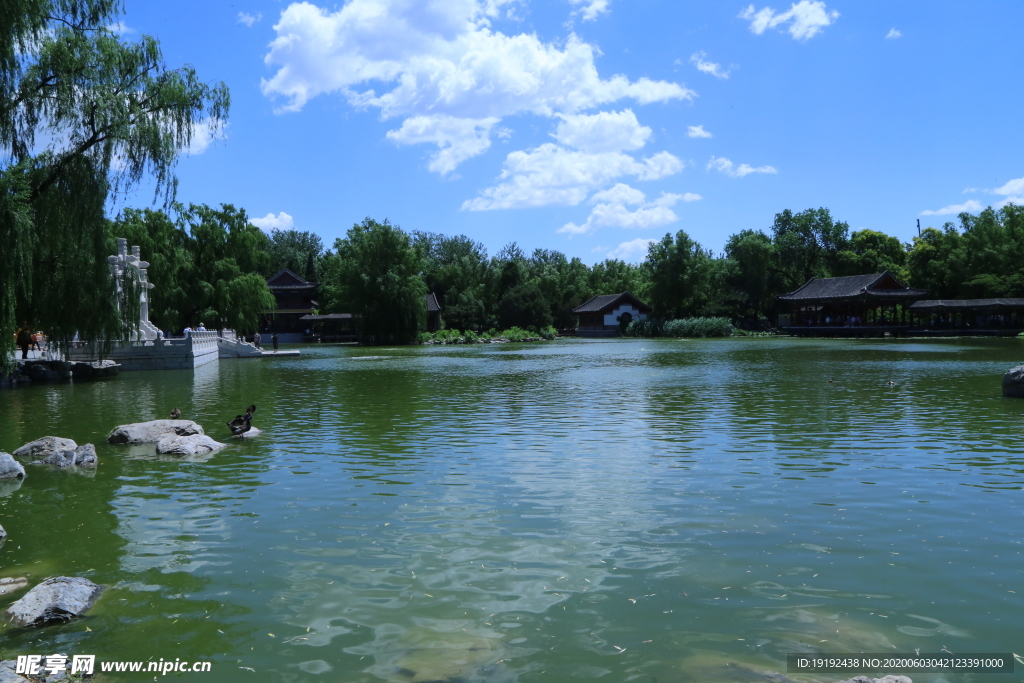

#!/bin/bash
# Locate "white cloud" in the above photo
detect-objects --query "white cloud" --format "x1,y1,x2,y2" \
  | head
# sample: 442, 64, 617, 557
386, 116, 499, 175
687, 124, 712, 138
919, 200, 983, 216
186, 119, 228, 155
251, 212, 295, 231
589, 182, 646, 205
106, 21, 133, 35
739, 1, 839, 41
607, 237, 656, 262
707, 156, 776, 177
569, 0, 610, 22
261, 0, 692, 175
885, 27, 901, 39
690, 51, 730, 79
238, 11, 263, 27
993, 176, 1024, 197
553, 110, 651, 153
463, 144, 683, 211
558, 184, 693, 235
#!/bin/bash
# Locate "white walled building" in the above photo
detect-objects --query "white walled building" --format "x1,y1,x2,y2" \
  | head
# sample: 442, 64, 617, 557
572, 292, 652, 337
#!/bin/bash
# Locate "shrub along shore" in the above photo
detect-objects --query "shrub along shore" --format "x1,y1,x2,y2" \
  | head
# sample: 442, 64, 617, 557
418, 326, 558, 344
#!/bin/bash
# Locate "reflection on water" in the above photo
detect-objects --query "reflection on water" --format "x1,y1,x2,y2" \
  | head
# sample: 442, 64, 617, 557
1, 338, 1022, 682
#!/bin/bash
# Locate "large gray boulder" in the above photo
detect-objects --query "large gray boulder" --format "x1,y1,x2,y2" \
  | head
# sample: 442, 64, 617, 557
0, 454, 26, 480
1003, 365, 1024, 398
30, 444, 98, 469
156, 434, 226, 457
4, 576, 103, 628
12, 437, 77, 460
0, 659, 30, 683
107, 419, 204, 444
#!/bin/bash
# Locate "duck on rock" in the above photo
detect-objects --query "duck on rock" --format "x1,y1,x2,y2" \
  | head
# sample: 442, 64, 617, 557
227, 404, 256, 436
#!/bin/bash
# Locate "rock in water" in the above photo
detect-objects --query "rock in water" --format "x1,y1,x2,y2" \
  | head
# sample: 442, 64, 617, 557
107, 420, 204, 444
12, 436, 77, 460
73, 444, 98, 468
156, 434, 226, 457
0, 577, 27, 596
0, 524, 5, 541
0, 454, 26, 480
1003, 365, 1024, 398
31, 444, 98, 468
4, 576, 103, 627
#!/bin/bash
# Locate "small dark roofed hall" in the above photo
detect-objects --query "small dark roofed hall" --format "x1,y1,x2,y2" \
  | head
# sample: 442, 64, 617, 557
572, 292, 652, 337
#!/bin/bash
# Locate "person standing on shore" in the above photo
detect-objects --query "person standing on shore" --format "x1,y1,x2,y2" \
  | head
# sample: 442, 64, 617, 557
272, 333, 279, 351
183, 325, 192, 338
254, 331, 262, 349
16, 326, 31, 359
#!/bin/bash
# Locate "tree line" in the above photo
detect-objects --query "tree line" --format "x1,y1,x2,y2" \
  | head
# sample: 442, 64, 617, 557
310, 204, 1023, 343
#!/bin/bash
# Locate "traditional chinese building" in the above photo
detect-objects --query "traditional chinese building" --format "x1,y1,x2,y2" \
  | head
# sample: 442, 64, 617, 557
425, 293, 443, 332
264, 269, 318, 342
908, 298, 1024, 335
777, 271, 928, 336
572, 292, 652, 337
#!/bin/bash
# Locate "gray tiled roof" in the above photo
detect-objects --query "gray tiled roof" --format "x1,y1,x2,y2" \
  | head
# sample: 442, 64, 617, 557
910, 298, 1024, 311
779, 272, 928, 301
299, 313, 354, 320
267, 268, 317, 290
572, 292, 652, 314
425, 292, 442, 312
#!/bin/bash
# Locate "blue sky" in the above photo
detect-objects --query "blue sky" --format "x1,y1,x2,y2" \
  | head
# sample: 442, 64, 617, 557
117, 0, 1024, 263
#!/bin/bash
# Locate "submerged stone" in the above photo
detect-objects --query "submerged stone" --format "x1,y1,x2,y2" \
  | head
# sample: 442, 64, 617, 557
0, 577, 27, 596
4, 576, 103, 628
1003, 365, 1024, 398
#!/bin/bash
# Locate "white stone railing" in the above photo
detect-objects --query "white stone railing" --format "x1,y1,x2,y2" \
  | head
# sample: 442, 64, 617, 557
188, 330, 218, 354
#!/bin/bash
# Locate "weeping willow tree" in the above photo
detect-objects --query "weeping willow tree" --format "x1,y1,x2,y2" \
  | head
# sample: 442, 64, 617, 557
329, 218, 426, 345
0, 0, 229, 372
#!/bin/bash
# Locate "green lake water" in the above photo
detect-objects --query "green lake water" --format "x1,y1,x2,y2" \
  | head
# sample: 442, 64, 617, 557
1, 338, 1023, 682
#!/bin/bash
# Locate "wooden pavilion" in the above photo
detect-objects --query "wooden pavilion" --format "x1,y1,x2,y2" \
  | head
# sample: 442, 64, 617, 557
777, 272, 929, 336
908, 298, 1024, 335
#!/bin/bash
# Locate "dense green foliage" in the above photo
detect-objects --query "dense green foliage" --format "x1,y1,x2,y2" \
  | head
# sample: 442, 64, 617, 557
311, 203, 1021, 344
323, 218, 426, 344
109, 204, 275, 334
1, 0, 228, 370
417, 325, 557, 344
626, 317, 733, 338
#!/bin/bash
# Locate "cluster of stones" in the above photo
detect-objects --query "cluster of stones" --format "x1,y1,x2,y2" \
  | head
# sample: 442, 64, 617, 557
0, 436, 98, 480
0, 418, 232, 668
107, 419, 227, 456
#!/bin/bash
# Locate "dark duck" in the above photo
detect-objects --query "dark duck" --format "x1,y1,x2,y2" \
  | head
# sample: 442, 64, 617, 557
227, 404, 256, 436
